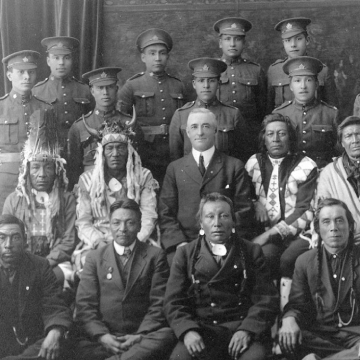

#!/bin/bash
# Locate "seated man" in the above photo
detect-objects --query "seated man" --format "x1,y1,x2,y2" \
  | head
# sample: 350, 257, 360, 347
0, 214, 72, 359
245, 113, 317, 280
164, 193, 279, 360
279, 198, 360, 360
2, 110, 76, 286
74, 116, 158, 270
75, 199, 175, 360
159, 108, 253, 263
316, 116, 360, 245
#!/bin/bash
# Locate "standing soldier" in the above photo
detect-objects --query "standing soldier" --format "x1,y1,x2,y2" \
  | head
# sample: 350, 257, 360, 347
273, 56, 338, 169
67, 67, 143, 189
0, 50, 55, 211
118, 28, 185, 184
267, 17, 337, 113
32, 36, 93, 156
169, 58, 246, 162
214, 17, 267, 159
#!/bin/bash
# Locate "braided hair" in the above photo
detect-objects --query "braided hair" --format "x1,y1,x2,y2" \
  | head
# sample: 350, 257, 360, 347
313, 198, 356, 316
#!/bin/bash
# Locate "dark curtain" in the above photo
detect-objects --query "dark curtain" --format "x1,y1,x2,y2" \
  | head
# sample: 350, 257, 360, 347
0, 0, 103, 95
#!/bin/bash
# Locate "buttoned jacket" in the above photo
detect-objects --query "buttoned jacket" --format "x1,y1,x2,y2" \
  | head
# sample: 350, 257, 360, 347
76, 240, 169, 337
159, 149, 253, 251
164, 236, 279, 339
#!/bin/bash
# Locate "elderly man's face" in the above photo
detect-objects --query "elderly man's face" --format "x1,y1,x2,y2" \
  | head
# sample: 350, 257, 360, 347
318, 205, 350, 254
0, 224, 25, 266
29, 161, 56, 192
264, 121, 290, 158
186, 112, 216, 152
200, 200, 234, 244
341, 124, 360, 159
104, 143, 128, 171
110, 208, 140, 247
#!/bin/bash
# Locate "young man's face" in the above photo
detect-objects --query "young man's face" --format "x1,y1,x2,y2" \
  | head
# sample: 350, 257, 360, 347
91, 83, 118, 110
282, 33, 309, 58
7, 68, 37, 95
290, 75, 318, 104
192, 77, 219, 103
46, 53, 73, 79
219, 35, 245, 59
141, 44, 169, 74
0, 224, 25, 266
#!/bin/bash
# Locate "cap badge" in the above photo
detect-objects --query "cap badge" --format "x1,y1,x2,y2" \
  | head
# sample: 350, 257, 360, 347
231, 23, 238, 29
100, 72, 108, 78
151, 35, 159, 41
298, 64, 306, 70
23, 56, 29, 63
286, 23, 293, 30
57, 42, 64, 48
202, 64, 209, 71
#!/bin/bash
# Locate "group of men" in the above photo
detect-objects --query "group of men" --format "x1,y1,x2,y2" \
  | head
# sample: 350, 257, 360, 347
1, 13, 360, 360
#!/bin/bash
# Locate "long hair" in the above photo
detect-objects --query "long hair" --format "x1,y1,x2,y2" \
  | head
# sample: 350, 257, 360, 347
313, 198, 356, 315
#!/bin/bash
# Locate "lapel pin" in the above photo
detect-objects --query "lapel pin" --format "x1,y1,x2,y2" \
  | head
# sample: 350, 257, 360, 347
26, 286, 29, 291
107, 267, 113, 280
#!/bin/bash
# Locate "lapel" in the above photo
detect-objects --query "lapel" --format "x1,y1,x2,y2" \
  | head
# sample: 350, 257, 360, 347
194, 239, 220, 280
124, 241, 147, 299
183, 152, 203, 185
201, 150, 224, 188
210, 237, 243, 283
103, 244, 125, 292
18, 254, 36, 318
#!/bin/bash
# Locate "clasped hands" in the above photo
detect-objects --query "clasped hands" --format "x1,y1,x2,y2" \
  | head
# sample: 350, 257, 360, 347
99, 333, 142, 355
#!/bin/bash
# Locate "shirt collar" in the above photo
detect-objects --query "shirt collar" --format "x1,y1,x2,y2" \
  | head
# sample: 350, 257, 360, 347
192, 146, 215, 168
50, 75, 71, 83
221, 55, 243, 65
113, 240, 136, 256
94, 108, 116, 117
148, 71, 167, 80
196, 97, 219, 108
268, 154, 285, 167
10, 89, 32, 104
293, 97, 318, 110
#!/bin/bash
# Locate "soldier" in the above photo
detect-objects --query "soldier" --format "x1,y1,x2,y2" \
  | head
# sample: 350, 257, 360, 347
214, 17, 267, 159
67, 67, 143, 189
0, 50, 55, 211
118, 28, 185, 184
273, 56, 338, 169
169, 57, 246, 162
267, 17, 337, 113
32, 36, 94, 156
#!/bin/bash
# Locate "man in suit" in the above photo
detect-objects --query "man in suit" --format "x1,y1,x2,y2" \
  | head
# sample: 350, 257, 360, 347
159, 108, 253, 263
164, 193, 279, 360
75, 199, 175, 360
0, 214, 73, 359
279, 198, 360, 360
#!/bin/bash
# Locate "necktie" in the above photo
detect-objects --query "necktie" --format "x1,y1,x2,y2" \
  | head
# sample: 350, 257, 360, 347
120, 248, 131, 265
199, 154, 206, 176
266, 158, 283, 226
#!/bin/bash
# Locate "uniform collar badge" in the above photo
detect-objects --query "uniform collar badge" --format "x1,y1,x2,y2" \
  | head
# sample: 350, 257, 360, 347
286, 23, 293, 30
100, 71, 108, 78
23, 56, 29, 63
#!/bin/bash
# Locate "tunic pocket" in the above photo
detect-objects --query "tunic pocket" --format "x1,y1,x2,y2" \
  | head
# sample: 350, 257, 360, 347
0, 116, 19, 144
134, 91, 155, 117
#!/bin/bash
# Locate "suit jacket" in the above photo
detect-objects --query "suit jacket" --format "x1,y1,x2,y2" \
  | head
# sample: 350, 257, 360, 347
164, 235, 279, 339
0, 252, 72, 344
75, 240, 169, 338
159, 149, 254, 251
283, 245, 360, 333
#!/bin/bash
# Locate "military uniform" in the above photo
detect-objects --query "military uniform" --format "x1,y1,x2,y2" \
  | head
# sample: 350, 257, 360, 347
169, 98, 245, 162
214, 17, 267, 159
267, 58, 337, 112
273, 98, 338, 168
267, 17, 337, 113
118, 28, 186, 184
32, 75, 93, 150
68, 108, 143, 189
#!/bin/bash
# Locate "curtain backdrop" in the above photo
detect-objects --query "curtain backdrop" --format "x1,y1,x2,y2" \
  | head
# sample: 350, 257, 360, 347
0, 0, 103, 94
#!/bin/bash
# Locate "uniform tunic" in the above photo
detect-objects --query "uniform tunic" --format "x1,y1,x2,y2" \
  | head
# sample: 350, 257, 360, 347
32, 75, 93, 153
267, 57, 338, 113
169, 98, 246, 162
0, 90, 54, 210
67, 108, 144, 189
218, 57, 267, 159
118, 71, 185, 183
273, 98, 338, 168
